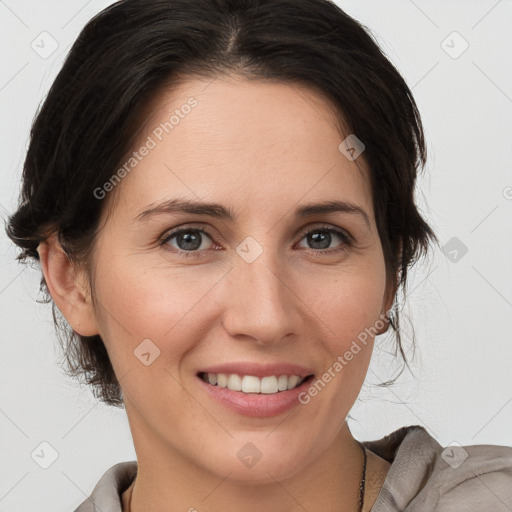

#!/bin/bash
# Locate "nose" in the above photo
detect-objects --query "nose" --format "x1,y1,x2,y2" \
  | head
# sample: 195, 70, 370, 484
220, 246, 303, 346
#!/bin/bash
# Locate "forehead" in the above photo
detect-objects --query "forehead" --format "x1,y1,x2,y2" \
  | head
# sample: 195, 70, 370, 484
112, 76, 374, 223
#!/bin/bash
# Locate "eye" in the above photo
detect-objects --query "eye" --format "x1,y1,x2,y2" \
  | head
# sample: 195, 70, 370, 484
159, 223, 353, 258
159, 224, 217, 257
296, 225, 353, 254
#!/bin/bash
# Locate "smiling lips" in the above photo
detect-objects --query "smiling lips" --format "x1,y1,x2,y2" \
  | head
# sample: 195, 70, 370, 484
197, 362, 316, 417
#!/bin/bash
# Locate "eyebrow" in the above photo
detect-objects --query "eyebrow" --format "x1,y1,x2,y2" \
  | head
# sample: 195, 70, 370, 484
135, 198, 370, 228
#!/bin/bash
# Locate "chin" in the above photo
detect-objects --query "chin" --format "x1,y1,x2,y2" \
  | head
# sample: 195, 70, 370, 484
192, 436, 313, 484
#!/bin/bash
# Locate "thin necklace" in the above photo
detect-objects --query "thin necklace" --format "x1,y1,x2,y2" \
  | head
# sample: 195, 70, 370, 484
127, 442, 367, 512
357, 440, 367, 512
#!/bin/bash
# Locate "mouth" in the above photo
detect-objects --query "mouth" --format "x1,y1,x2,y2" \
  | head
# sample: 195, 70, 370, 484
197, 372, 315, 394
195, 362, 317, 417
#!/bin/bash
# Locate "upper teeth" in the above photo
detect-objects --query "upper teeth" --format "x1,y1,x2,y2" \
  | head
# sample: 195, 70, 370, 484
202, 373, 306, 394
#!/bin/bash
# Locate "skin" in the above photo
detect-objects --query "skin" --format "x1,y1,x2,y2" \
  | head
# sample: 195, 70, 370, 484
38, 76, 395, 512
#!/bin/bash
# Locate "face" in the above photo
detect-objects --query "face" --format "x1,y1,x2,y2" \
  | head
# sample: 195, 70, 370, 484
86, 76, 392, 482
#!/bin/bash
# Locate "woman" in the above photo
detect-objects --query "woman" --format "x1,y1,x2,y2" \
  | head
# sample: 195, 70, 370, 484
6, 0, 511, 510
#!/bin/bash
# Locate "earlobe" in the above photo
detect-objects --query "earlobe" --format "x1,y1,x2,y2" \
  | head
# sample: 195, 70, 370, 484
376, 277, 399, 336
375, 307, 391, 336
376, 239, 403, 335
37, 234, 99, 336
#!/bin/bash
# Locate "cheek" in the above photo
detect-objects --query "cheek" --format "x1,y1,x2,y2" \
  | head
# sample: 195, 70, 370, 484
91, 252, 222, 363
304, 259, 387, 346
289, 267, 385, 442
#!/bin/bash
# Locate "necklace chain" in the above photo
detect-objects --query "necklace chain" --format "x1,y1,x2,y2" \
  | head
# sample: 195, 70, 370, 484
357, 441, 367, 512
127, 442, 367, 512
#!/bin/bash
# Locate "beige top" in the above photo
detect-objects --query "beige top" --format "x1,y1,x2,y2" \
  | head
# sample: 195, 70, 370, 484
73, 425, 512, 511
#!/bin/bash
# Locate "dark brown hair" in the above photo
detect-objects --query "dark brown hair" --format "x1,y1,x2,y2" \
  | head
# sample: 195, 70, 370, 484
6, 0, 438, 406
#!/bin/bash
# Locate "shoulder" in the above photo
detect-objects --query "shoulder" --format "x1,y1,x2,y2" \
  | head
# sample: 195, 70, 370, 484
364, 425, 512, 511
421, 439, 512, 511
73, 461, 137, 512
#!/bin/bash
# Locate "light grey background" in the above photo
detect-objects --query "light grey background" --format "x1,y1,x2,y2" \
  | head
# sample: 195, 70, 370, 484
1, 1, 511, 510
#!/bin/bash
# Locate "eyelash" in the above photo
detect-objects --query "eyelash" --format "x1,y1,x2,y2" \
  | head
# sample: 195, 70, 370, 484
158, 223, 354, 258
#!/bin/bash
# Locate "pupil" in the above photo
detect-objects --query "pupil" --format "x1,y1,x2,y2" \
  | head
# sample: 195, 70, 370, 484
178, 231, 201, 251
309, 231, 330, 249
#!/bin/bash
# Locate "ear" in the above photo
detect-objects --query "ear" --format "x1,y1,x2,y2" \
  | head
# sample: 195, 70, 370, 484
375, 239, 402, 335
374, 284, 395, 336
37, 234, 99, 336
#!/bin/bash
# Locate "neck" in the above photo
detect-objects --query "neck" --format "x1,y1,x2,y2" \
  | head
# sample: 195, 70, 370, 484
122, 406, 366, 512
